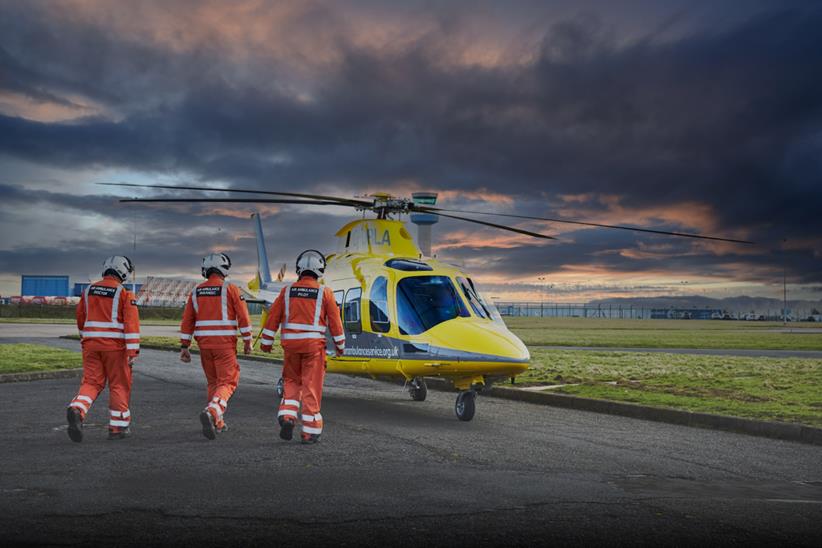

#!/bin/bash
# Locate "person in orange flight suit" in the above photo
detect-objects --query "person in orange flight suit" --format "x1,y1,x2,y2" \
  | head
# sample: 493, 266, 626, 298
260, 250, 344, 444
67, 256, 140, 442
179, 253, 252, 440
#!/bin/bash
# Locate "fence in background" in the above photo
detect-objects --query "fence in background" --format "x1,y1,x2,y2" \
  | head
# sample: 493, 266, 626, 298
492, 301, 820, 321
494, 302, 649, 319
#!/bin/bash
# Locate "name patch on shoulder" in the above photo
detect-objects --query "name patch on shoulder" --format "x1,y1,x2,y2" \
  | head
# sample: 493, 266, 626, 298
289, 286, 319, 300
89, 286, 117, 298
197, 286, 222, 297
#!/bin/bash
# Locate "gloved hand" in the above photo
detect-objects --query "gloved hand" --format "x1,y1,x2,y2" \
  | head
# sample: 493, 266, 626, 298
128, 356, 137, 367
243, 341, 252, 355
180, 348, 192, 363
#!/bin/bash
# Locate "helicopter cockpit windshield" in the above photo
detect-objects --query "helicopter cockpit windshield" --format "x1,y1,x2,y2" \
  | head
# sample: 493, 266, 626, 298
397, 276, 470, 335
457, 276, 503, 323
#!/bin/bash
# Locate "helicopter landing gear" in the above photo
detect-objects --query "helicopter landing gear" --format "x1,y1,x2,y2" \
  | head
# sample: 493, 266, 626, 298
409, 377, 427, 401
276, 377, 284, 399
455, 390, 477, 422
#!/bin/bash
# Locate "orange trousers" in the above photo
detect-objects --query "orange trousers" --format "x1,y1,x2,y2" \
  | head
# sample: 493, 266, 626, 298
68, 349, 132, 432
200, 347, 240, 427
278, 347, 326, 436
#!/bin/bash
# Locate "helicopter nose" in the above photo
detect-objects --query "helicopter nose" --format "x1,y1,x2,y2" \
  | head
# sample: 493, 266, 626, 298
426, 318, 530, 363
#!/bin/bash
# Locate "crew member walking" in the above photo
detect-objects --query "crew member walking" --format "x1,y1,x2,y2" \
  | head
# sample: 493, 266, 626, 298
260, 250, 344, 444
67, 256, 140, 442
180, 253, 252, 440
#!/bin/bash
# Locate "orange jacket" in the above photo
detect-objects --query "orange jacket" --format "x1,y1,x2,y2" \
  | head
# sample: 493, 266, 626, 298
260, 276, 345, 354
180, 275, 252, 349
76, 275, 141, 357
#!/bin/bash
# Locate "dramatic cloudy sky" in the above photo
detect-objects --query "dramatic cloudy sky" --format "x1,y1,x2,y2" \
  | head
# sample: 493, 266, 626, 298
1, 0, 820, 301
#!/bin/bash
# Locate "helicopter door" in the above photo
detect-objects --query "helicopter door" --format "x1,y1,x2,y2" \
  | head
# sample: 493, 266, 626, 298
326, 290, 345, 354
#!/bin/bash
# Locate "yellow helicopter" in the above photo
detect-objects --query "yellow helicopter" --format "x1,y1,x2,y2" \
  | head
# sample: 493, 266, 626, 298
106, 183, 753, 421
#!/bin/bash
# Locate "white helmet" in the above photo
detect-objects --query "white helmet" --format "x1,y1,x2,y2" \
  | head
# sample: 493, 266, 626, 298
201, 252, 232, 278
102, 255, 134, 282
296, 250, 326, 277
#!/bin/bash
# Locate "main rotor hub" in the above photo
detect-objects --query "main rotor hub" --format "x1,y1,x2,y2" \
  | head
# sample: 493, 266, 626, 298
355, 194, 414, 218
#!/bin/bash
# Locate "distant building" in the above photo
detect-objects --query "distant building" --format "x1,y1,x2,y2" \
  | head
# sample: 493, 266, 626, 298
21, 275, 70, 297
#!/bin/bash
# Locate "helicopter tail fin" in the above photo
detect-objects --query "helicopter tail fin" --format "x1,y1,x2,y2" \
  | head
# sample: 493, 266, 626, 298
251, 212, 273, 285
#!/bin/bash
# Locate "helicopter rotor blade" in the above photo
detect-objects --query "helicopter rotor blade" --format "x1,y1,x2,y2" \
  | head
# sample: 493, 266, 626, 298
99, 182, 372, 207
122, 197, 557, 239
119, 198, 355, 207
421, 210, 556, 240
415, 206, 754, 245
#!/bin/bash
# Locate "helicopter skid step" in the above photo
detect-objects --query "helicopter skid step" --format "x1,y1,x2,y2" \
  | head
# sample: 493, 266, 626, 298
451, 375, 486, 391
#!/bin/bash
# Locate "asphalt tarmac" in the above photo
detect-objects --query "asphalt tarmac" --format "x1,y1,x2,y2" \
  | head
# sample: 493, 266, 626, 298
0, 338, 821, 546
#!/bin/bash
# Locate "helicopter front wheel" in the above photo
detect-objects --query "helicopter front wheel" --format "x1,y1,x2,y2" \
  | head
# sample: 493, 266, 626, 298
409, 377, 427, 401
276, 377, 284, 399
455, 390, 476, 421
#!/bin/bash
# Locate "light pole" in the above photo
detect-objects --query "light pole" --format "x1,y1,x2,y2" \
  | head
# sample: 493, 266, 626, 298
537, 277, 554, 317
537, 277, 548, 317
783, 238, 788, 326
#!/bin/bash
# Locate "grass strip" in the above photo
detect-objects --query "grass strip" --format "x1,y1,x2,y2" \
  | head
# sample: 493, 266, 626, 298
521, 348, 822, 427
505, 318, 822, 350
0, 343, 82, 374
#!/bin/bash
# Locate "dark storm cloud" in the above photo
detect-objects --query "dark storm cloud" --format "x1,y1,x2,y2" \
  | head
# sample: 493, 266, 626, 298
0, 184, 344, 277
440, 224, 822, 285
0, 1, 821, 285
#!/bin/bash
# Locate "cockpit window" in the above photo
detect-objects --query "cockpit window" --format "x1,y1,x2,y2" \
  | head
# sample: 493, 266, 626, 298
396, 276, 469, 335
457, 276, 489, 319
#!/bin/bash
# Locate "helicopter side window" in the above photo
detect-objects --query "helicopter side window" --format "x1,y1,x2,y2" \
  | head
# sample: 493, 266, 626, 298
343, 287, 362, 334
333, 290, 344, 319
457, 276, 489, 319
396, 276, 469, 335
369, 276, 390, 333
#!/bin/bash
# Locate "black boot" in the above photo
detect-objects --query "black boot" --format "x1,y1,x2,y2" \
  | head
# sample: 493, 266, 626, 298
200, 410, 216, 440
279, 419, 295, 441
107, 427, 131, 440
66, 407, 83, 443
301, 433, 321, 445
